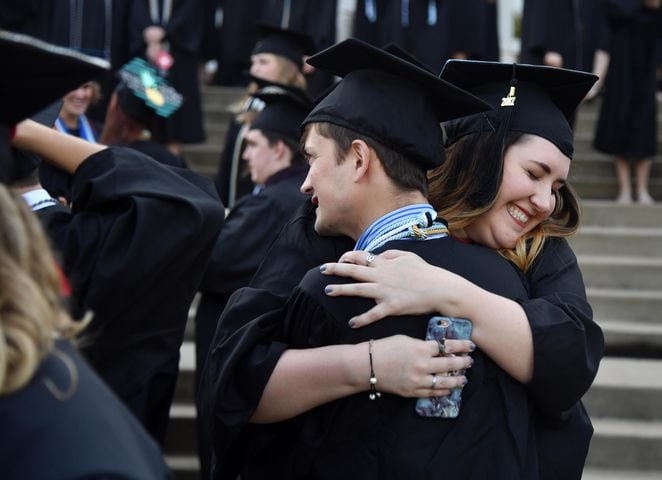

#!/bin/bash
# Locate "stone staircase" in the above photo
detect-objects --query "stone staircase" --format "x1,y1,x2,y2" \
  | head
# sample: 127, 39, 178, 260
163, 87, 662, 479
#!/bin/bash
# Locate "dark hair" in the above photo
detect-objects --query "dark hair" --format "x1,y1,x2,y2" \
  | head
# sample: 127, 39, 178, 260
262, 130, 305, 165
429, 130, 581, 270
301, 122, 428, 196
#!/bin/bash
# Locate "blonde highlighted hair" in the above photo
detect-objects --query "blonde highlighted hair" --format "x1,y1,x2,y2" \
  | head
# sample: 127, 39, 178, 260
0, 186, 82, 395
429, 131, 580, 272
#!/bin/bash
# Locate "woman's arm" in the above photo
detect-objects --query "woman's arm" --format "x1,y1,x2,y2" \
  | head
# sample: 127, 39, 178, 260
321, 249, 534, 383
12, 119, 106, 174
252, 335, 473, 423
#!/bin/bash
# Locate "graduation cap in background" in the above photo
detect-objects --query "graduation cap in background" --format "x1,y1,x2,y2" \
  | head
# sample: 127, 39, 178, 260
252, 24, 317, 70
116, 58, 183, 124
249, 80, 312, 145
301, 38, 490, 171
0, 29, 109, 183
439, 60, 598, 159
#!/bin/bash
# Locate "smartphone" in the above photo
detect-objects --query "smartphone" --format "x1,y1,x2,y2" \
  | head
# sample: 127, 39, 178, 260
415, 316, 473, 418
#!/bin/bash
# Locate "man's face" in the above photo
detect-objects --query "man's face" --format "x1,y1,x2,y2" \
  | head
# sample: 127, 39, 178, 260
242, 129, 282, 185
300, 127, 354, 237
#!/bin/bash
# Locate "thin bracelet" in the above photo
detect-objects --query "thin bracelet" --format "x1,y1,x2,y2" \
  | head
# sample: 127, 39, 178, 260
368, 339, 381, 400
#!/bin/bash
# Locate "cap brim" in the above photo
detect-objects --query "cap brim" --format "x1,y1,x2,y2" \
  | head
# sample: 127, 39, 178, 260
305, 38, 489, 122
0, 29, 110, 126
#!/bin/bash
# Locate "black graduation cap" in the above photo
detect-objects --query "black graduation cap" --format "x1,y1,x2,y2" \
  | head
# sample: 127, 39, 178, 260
252, 24, 317, 70
0, 29, 109, 183
439, 60, 598, 159
250, 81, 312, 145
116, 58, 183, 124
302, 38, 491, 170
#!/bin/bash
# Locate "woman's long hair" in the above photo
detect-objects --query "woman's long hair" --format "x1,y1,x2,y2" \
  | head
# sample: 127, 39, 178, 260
0, 186, 82, 395
428, 131, 581, 271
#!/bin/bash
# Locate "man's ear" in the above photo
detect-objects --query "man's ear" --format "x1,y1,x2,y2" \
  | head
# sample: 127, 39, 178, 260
350, 139, 371, 182
273, 139, 288, 159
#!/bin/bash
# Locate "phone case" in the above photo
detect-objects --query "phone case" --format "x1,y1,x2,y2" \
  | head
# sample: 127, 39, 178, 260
415, 316, 473, 418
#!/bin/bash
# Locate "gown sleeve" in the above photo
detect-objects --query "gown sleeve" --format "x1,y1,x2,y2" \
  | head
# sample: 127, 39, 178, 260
521, 237, 605, 414
199, 200, 353, 477
41, 146, 225, 368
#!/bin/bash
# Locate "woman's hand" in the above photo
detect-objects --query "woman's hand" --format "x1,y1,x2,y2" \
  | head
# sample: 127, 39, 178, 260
370, 335, 473, 398
321, 250, 458, 327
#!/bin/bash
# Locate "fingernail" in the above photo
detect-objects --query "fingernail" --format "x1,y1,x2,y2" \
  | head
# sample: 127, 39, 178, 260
462, 377, 468, 386
319, 264, 327, 272
468, 357, 474, 367
469, 341, 476, 352
348, 319, 355, 328
324, 285, 333, 294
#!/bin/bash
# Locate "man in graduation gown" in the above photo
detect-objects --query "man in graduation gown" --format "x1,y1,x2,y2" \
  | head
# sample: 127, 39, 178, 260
203, 39, 543, 479
195, 81, 311, 477
196, 81, 311, 369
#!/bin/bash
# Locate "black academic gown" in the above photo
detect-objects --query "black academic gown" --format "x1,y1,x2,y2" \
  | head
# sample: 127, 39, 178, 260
129, 0, 206, 144
593, 1, 661, 159
196, 164, 309, 374
0, 340, 173, 480
240, 238, 539, 479
37, 147, 225, 443
201, 216, 602, 479
126, 139, 189, 169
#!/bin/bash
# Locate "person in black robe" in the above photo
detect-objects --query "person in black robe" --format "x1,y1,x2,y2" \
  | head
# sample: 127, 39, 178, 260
195, 81, 311, 478
15, 121, 225, 444
200, 43, 603, 479
210, 0, 264, 86
214, 25, 315, 207
0, 31, 172, 479
0, 182, 172, 480
8, 40, 226, 441
128, 0, 206, 152
593, 0, 661, 204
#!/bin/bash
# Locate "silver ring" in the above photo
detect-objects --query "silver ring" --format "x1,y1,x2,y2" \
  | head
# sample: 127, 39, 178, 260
366, 253, 376, 266
437, 338, 446, 356
431, 374, 438, 389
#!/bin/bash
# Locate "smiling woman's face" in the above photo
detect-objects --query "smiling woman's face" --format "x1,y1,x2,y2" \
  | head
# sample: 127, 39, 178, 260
463, 134, 571, 249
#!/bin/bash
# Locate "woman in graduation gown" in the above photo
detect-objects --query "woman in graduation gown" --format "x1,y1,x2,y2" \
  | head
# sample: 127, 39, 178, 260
593, 0, 661, 204
0, 123, 172, 479
200, 57, 603, 479
16, 118, 225, 444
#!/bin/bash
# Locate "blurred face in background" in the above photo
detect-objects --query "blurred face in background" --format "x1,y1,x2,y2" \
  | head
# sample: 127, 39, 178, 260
61, 82, 98, 120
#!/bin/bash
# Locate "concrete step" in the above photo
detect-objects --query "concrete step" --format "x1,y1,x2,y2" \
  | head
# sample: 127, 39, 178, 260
200, 86, 245, 110
601, 320, 662, 356
582, 467, 662, 479
165, 455, 199, 480
570, 151, 662, 178
589, 288, 662, 325
585, 418, 662, 471
584, 357, 662, 421
578, 255, 662, 290
181, 144, 221, 179
580, 200, 662, 228
203, 106, 235, 128
571, 175, 662, 200
573, 133, 662, 157
165, 404, 196, 455
203, 121, 231, 146
569, 226, 662, 258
